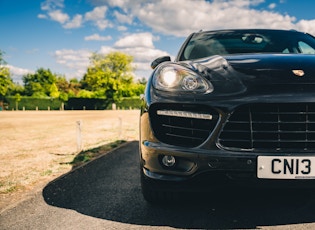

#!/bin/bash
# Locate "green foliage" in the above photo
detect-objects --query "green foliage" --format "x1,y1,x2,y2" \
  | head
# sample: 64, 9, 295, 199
105, 97, 141, 109
5, 96, 141, 110
0, 50, 14, 98
77, 89, 95, 98
59, 92, 68, 102
1, 50, 146, 107
65, 97, 141, 110
6, 97, 63, 110
56, 76, 81, 98
49, 83, 60, 98
0, 50, 6, 65
14, 93, 21, 102
23, 68, 57, 97
9, 83, 24, 96
81, 51, 135, 102
70, 140, 126, 168
0, 67, 13, 98
66, 98, 110, 110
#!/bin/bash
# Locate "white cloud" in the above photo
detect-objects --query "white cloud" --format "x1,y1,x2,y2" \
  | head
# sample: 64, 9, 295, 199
114, 33, 156, 49
268, 3, 276, 9
7, 65, 34, 76
117, 26, 128, 31
134, 0, 296, 36
296, 19, 315, 35
37, 14, 47, 19
39, 0, 315, 36
39, 2, 110, 30
102, 0, 315, 36
40, 0, 64, 11
114, 11, 133, 24
84, 6, 111, 30
99, 45, 169, 73
63, 14, 83, 29
95, 19, 112, 30
54, 49, 92, 78
40, 2, 83, 29
84, 33, 112, 41
85, 6, 107, 21
119, 47, 169, 64
6, 65, 34, 84
99, 46, 117, 54
100, 32, 170, 72
48, 10, 69, 24
55, 49, 91, 65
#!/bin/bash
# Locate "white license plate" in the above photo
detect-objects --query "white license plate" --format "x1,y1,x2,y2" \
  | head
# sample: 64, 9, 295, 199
257, 156, 315, 179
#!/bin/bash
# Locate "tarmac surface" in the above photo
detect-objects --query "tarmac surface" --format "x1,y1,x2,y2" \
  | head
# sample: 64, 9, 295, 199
2, 141, 315, 229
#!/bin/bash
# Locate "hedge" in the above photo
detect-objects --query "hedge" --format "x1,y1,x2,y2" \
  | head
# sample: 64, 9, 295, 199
106, 97, 142, 110
65, 98, 109, 110
6, 97, 63, 110
4, 96, 141, 110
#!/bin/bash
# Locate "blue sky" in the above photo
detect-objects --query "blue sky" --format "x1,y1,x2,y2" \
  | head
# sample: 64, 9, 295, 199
1, 0, 315, 83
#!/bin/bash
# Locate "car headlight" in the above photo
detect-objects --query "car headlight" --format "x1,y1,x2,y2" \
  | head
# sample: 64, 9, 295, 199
152, 64, 213, 93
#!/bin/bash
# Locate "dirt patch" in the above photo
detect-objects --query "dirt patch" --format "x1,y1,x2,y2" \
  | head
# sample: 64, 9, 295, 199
0, 110, 139, 211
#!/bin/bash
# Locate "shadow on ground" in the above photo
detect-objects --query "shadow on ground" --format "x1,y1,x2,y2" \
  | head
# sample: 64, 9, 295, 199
43, 141, 315, 229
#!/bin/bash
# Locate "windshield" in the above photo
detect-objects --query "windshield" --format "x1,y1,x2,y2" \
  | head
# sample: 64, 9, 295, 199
179, 30, 315, 61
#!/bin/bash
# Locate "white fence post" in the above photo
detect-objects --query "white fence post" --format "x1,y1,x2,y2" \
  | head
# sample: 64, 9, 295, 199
76, 120, 83, 151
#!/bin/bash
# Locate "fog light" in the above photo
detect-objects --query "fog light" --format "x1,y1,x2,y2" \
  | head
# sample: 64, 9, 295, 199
162, 155, 176, 167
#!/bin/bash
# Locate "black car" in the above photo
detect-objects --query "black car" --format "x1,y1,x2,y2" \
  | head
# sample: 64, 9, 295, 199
139, 29, 315, 202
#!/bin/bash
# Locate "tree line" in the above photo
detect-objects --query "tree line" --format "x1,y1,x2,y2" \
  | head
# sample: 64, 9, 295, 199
0, 50, 146, 106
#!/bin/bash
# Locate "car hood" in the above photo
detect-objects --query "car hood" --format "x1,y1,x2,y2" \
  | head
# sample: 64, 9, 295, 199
186, 54, 315, 97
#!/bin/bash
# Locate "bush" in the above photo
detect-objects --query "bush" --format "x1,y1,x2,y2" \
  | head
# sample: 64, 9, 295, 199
4, 96, 141, 110
6, 97, 63, 110
65, 98, 110, 110
67, 97, 141, 110
109, 97, 141, 110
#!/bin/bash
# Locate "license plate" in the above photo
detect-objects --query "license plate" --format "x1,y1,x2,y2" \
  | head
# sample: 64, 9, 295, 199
257, 156, 315, 179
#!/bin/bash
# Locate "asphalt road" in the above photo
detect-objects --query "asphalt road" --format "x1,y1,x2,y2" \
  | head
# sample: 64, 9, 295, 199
2, 141, 315, 229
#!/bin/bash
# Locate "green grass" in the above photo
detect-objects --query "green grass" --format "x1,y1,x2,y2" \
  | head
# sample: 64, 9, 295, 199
40, 170, 53, 176
0, 181, 21, 194
69, 140, 126, 168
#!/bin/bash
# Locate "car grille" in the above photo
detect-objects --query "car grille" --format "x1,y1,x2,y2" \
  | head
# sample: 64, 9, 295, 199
219, 103, 315, 152
150, 104, 219, 147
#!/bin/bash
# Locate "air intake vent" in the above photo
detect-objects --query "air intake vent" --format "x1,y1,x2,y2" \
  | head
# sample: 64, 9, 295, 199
219, 103, 315, 152
150, 104, 219, 147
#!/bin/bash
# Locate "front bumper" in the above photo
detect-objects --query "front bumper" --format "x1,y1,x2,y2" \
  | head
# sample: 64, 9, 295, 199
141, 139, 256, 181
140, 132, 315, 190
139, 96, 315, 190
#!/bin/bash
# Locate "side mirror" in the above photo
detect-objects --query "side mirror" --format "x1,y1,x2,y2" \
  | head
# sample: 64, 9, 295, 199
151, 56, 171, 69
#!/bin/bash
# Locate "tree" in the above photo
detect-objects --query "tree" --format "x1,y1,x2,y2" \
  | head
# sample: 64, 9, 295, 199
0, 67, 13, 98
14, 93, 21, 110
56, 76, 81, 98
81, 51, 134, 102
23, 68, 57, 97
0, 50, 14, 101
49, 83, 60, 98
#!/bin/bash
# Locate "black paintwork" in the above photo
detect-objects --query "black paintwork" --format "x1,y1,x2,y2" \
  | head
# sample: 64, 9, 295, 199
139, 29, 315, 197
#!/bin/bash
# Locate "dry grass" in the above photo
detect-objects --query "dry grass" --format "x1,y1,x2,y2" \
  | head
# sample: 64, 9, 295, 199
0, 110, 139, 211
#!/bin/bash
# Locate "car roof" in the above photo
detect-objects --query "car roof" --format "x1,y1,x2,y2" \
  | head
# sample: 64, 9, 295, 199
194, 28, 302, 35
